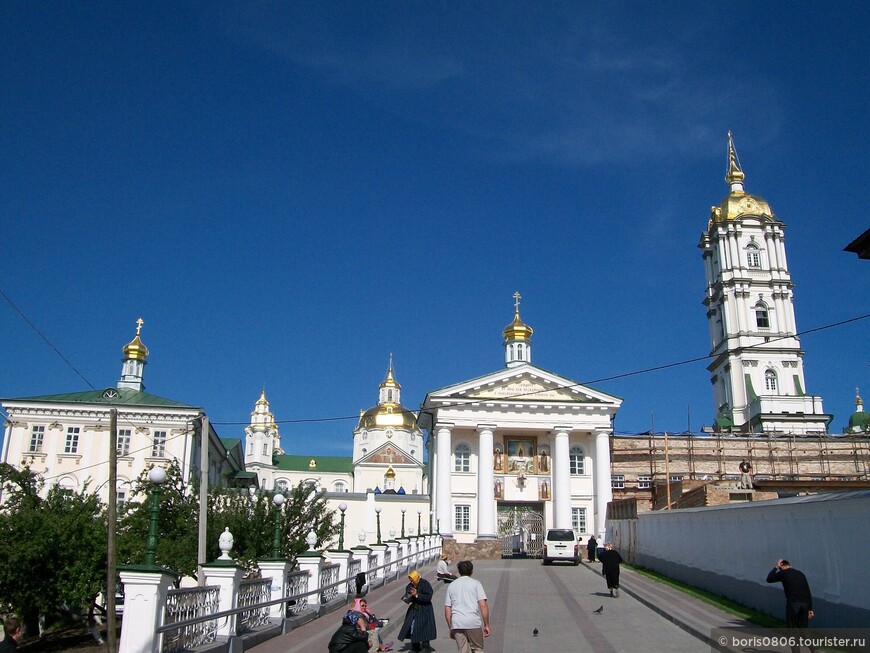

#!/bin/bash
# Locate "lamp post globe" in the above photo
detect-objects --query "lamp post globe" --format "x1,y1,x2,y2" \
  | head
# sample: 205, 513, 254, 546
401, 508, 406, 538
338, 503, 348, 551
271, 493, 285, 559
375, 505, 382, 544
143, 465, 167, 568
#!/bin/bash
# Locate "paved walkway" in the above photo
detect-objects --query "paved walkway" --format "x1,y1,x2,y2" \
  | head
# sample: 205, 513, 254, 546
250, 558, 754, 652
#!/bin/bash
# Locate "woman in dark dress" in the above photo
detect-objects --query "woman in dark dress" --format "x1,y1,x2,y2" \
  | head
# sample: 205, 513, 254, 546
328, 611, 371, 653
598, 542, 624, 597
397, 571, 437, 651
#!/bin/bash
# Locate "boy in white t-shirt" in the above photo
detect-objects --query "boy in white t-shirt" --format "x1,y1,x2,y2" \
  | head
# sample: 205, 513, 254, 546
444, 561, 491, 653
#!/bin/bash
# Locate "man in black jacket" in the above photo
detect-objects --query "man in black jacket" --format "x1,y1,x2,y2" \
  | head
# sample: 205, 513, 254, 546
766, 559, 814, 629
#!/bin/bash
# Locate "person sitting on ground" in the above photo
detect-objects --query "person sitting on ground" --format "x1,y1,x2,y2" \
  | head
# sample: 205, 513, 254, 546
327, 611, 371, 653
437, 553, 458, 583
351, 597, 393, 652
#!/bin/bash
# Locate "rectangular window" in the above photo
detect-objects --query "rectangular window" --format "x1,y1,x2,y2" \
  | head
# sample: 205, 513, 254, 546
117, 490, 127, 509
152, 430, 167, 458
117, 429, 131, 457
454, 505, 470, 532
637, 476, 652, 489
29, 425, 45, 452
571, 507, 587, 534
64, 427, 80, 454
263, 443, 268, 455
747, 251, 760, 267
670, 475, 683, 483
611, 475, 624, 489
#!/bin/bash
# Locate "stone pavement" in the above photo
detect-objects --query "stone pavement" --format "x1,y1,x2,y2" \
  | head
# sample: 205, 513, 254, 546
250, 558, 755, 652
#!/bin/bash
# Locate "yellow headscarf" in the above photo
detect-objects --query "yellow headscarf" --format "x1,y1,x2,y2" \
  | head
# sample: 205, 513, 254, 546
408, 571, 421, 584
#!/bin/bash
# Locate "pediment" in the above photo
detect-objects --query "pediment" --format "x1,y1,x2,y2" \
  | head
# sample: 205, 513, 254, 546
426, 365, 621, 406
358, 442, 418, 466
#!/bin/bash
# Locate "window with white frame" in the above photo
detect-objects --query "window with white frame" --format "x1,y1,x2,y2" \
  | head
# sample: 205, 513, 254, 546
64, 427, 80, 454
746, 244, 761, 268
117, 429, 131, 457
117, 490, 127, 509
152, 430, 167, 458
333, 481, 347, 493
765, 369, 778, 392
262, 443, 268, 455
571, 507, 587, 534
454, 443, 471, 472
29, 425, 45, 452
637, 475, 652, 489
454, 505, 470, 532
569, 446, 585, 474
670, 475, 683, 483
276, 479, 289, 492
611, 475, 624, 489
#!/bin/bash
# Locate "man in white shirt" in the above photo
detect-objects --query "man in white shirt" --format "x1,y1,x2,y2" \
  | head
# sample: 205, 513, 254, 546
437, 553, 458, 583
444, 560, 491, 653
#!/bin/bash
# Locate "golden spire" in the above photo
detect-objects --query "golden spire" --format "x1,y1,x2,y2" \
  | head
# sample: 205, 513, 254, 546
122, 317, 149, 361
380, 354, 400, 389
503, 292, 533, 342
725, 131, 745, 190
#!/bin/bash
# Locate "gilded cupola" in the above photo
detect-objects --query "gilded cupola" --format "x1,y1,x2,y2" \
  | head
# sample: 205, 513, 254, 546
358, 357, 419, 430
504, 292, 533, 367
122, 317, 149, 362
709, 132, 775, 225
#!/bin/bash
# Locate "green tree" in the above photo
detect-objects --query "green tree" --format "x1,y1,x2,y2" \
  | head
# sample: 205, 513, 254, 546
117, 462, 339, 579
0, 463, 107, 624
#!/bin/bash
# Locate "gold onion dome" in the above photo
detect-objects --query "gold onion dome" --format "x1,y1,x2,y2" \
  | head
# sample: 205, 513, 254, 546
385, 465, 396, 479
710, 132, 775, 224
503, 310, 533, 343
122, 318, 149, 361
357, 404, 419, 430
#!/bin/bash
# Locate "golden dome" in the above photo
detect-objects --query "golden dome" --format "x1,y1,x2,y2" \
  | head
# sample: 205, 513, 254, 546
503, 310, 533, 343
122, 318, 149, 361
256, 390, 268, 406
357, 404, 419, 430
385, 465, 396, 478
710, 132, 775, 225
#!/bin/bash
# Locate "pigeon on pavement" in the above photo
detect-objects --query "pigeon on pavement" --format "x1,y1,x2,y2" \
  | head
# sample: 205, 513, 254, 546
593, 605, 604, 614
533, 628, 538, 637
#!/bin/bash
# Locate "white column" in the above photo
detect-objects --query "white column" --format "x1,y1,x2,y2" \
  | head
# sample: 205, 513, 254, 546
257, 560, 291, 620
552, 428, 572, 529
435, 423, 453, 537
476, 425, 496, 539
202, 563, 245, 638
118, 569, 174, 653
593, 430, 613, 541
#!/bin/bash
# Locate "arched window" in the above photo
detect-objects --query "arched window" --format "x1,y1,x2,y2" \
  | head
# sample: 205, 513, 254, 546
755, 303, 770, 328
275, 479, 289, 492
454, 443, 471, 472
569, 446, 585, 475
746, 243, 761, 268
333, 481, 347, 493
764, 369, 778, 393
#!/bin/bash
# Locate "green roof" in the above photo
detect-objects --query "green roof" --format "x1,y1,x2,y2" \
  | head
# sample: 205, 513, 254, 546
220, 438, 242, 450
274, 454, 353, 473
2, 387, 197, 409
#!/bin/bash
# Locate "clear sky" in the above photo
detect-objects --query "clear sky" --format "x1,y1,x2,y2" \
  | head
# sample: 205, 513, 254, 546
1, 2, 867, 457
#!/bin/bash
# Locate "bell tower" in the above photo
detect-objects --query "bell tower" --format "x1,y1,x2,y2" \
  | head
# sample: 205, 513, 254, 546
698, 134, 830, 434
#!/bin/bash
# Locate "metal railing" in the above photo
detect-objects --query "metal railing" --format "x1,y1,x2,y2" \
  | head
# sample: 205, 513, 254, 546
319, 563, 340, 604
236, 577, 272, 634
161, 585, 220, 653
285, 570, 309, 616
347, 558, 362, 596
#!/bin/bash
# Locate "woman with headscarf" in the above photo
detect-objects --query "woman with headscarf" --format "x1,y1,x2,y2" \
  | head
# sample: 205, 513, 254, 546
397, 570, 437, 651
350, 597, 393, 652
327, 611, 370, 653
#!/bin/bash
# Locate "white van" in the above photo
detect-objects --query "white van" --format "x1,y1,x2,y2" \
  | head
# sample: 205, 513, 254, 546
542, 528, 580, 565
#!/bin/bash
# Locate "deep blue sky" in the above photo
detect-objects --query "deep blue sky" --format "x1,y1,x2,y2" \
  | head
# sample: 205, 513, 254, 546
1, 2, 867, 457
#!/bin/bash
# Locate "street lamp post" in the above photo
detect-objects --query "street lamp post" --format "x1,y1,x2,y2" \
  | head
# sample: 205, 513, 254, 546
401, 508, 406, 538
338, 502, 348, 551
271, 493, 285, 559
143, 466, 167, 568
375, 506, 382, 545
417, 509, 422, 535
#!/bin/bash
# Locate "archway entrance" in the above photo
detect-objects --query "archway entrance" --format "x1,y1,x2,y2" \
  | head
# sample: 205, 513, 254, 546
497, 503, 544, 558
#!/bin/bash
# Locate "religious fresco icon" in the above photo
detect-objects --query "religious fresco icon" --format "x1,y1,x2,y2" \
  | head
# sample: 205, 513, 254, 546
506, 438, 536, 474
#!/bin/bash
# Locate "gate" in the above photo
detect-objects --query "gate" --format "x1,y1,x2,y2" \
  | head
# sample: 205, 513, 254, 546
497, 506, 544, 558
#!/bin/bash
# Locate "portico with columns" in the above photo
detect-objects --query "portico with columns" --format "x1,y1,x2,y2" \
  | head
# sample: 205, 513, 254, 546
420, 296, 622, 549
